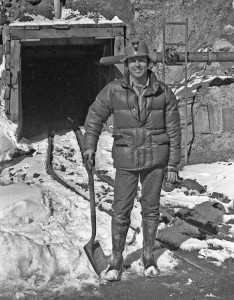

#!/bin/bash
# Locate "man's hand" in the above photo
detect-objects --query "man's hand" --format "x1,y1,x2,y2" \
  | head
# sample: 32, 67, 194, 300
83, 149, 95, 167
166, 166, 178, 183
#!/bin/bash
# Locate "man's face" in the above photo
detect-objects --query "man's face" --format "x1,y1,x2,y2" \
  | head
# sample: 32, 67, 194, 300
127, 56, 148, 79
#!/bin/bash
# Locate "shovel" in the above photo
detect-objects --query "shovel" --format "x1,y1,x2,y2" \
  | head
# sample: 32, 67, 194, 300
83, 159, 109, 275
69, 120, 108, 275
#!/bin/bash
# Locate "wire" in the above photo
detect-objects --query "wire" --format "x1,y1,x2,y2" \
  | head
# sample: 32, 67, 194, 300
117, 0, 137, 19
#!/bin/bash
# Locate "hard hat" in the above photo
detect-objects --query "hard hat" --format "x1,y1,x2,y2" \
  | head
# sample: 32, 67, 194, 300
121, 40, 150, 62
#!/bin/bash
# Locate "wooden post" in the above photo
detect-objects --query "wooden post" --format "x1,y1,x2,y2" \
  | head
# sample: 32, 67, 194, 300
2, 25, 11, 116
54, 0, 62, 19
114, 35, 125, 76
9, 40, 21, 122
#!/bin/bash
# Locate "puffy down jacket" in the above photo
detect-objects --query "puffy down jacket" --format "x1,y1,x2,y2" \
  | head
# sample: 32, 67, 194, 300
84, 70, 181, 170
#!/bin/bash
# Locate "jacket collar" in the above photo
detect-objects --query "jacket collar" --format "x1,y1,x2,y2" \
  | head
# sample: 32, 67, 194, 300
121, 70, 161, 96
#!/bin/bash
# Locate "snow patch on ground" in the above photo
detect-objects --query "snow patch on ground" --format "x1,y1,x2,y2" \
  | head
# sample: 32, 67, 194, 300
1, 124, 234, 294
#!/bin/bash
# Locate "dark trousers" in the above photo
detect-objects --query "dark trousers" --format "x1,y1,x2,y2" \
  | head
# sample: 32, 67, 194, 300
112, 167, 164, 225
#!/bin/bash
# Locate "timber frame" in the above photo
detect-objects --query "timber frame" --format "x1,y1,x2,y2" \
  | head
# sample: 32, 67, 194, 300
1, 21, 125, 126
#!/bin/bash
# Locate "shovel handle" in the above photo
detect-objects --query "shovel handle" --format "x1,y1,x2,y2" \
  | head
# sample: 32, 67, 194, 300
69, 122, 96, 242
85, 161, 97, 242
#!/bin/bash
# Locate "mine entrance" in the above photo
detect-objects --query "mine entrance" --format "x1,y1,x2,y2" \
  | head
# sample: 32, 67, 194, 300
2, 22, 125, 139
21, 43, 110, 137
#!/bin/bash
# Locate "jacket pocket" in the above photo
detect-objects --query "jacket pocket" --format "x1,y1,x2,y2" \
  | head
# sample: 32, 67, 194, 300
112, 133, 133, 146
151, 133, 169, 145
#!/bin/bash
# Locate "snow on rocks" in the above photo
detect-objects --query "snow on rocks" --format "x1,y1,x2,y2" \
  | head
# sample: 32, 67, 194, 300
180, 238, 209, 252
212, 39, 234, 52
10, 9, 123, 26
0, 231, 54, 282
199, 238, 234, 266
143, 265, 159, 278
0, 131, 16, 162
156, 250, 180, 273
0, 183, 50, 226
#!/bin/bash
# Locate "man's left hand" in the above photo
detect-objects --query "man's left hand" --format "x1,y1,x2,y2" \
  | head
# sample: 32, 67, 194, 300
166, 167, 178, 183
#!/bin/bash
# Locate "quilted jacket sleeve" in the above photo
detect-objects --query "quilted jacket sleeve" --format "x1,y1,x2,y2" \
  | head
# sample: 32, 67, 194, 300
84, 83, 113, 151
165, 86, 181, 167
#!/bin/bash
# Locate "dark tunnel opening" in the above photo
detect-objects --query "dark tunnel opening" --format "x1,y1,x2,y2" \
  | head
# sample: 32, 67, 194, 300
20, 43, 112, 138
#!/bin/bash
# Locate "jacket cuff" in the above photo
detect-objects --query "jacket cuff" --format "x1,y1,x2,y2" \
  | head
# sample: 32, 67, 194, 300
166, 165, 177, 172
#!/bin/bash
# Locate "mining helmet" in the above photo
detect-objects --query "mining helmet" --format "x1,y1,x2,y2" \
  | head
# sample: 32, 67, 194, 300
121, 40, 150, 62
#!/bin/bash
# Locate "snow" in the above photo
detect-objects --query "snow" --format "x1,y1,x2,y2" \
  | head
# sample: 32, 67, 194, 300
0, 59, 234, 294
1, 121, 234, 294
180, 238, 209, 252
0, 116, 234, 296
10, 9, 123, 26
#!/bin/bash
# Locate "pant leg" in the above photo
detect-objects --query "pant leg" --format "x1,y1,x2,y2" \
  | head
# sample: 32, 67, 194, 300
112, 168, 139, 225
140, 167, 164, 222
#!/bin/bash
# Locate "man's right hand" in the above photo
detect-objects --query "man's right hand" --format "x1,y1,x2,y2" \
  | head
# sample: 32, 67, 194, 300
83, 149, 95, 167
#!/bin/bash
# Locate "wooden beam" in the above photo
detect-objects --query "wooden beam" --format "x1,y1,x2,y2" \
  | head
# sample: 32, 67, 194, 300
20, 37, 109, 46
5, 70, 10, 85
16, 71, 23, 140
10, 23, 124, 29
4, 40, 10, 55
10, 27, 124, 40
4, 86, 10, 99
5, 54, 10, 69
4, 100, 10, 114
114, 35, 125, 76
9, 40, 21, 123
10, 40, 21, 70
2, 25, 10, 45
9, 86, 19, 122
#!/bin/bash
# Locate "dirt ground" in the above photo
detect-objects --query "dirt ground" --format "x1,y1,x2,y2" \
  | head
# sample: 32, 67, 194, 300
11, 233, 234, 300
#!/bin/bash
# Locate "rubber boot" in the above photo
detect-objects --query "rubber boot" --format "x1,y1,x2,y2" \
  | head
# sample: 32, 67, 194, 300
142, 219, 159, 277
105, 217, 129, 281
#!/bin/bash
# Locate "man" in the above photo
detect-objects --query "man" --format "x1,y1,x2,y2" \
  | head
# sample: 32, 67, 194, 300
83, 39, 181, 280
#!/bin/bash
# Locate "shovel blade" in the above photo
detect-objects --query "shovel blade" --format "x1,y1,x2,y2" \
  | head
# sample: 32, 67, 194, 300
84, 240, 109, 275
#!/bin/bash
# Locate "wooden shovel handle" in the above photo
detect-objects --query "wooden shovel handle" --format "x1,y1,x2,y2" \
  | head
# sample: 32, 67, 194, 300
70, 122, 97, 242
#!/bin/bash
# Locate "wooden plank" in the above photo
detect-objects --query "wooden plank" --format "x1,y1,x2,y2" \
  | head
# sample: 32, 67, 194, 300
53, 24, 69, 29
20, 37, 108, 46
83, 23, 97, 28
4, 40, 10, 55
10, 40, 21, 70
208, 104, 222, 133
4, 99, 10, 114
25, 25, 40, 30
16, 71, 23, 140
9, 86, 19, 122
4, 86, 10, 99
111, 23, 125, 27
194, 105, 210, 133
222, 107, 234, 132
65, 23, 84, 28
11, 25, 25, 30
114, 35, 125, 76
10, 27, 124, 40
2, 25, 10, 45
1, 70, 6, 86
10, 23, 125, 29
96, 23, 113, 28
5, 54, 10, 69
9, 40, 21, 123
5, 70, 11, 85
11, 75, 18, 86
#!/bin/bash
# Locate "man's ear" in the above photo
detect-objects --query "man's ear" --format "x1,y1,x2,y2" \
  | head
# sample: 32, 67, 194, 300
148, 58, 153, 69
